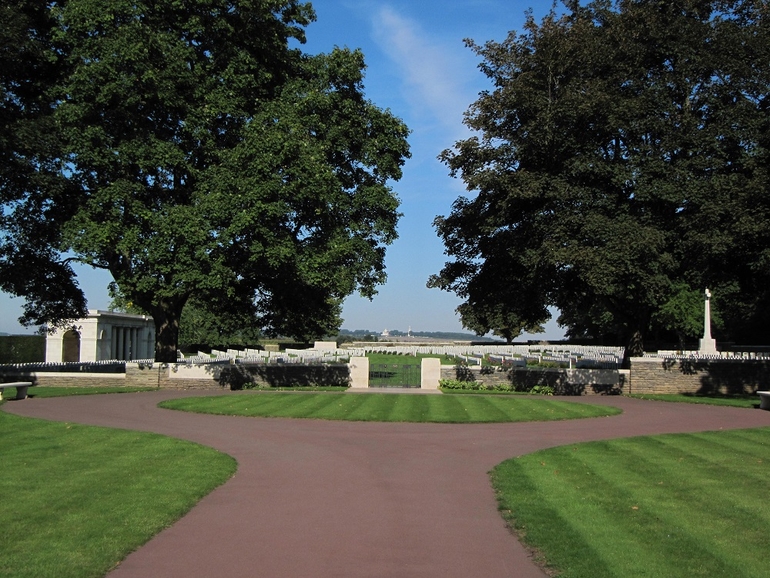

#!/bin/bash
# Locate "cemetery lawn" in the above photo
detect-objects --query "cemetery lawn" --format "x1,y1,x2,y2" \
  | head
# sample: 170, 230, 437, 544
628, 393, 758, 408
159, 392, 621, 422
491, 427, 770, 578
28, 385, 158, 398
0, 404, 236, 578
365, 352, 456, 365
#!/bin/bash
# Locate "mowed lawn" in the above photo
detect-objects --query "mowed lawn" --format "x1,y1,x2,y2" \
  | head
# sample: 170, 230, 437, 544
629, 393, 758, 408
492, 427, 770, 578
0, 405, 236, 578
159, 392, 621, 422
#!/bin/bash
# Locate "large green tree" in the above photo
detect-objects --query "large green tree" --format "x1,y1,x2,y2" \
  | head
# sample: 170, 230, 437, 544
0, 1, 89, 326
1, 0, 409, 361
430, 0, 770, 363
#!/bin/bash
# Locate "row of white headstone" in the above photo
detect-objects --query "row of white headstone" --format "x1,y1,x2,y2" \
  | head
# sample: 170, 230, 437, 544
175, 343, 626, 368
170, 290, 743, 366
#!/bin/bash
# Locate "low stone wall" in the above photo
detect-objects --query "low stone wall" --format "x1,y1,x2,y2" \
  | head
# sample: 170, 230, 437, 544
1, 361, 350, 390
222, 363, 350, 389
152, 362, 350, 389
6, 357, 767, 396
127, 363, 170, 388
0, 371, 126, 388
440, 365, 628, 395
628, 357, 770, 395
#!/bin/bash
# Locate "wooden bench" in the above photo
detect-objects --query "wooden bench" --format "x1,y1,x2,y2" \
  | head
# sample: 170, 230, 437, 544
758, 391, 770, 410
0, 382, 34, 401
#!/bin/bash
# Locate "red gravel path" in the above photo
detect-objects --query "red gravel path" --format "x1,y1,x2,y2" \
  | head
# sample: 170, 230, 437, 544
5, 392, 770, 578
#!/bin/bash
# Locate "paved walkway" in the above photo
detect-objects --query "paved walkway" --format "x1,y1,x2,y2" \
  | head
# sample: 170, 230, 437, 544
5, 392, 770, 578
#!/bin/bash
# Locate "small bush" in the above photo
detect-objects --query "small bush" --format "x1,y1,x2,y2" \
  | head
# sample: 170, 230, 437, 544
454, 361, 476, 381
529, 385, 554, 396
0, 335, 45, 363
439, 379, 479, 390
440, 380, 518, 393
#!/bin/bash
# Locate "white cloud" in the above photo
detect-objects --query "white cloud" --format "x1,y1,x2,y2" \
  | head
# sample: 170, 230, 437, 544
370, 6, 479, 140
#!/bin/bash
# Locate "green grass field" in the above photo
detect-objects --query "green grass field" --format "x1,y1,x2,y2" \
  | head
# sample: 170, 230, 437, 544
159, 392, 621, 422
364, 352, 457, 366
628, 393, 759, 408
4, 382, 764, 578
491, 428, 770, 578
0, 402, 236, 578
30, 386, 158, 398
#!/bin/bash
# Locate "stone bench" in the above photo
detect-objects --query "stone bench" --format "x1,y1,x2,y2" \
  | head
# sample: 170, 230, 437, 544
0, 382, 34, 401
758, 391, 770, 410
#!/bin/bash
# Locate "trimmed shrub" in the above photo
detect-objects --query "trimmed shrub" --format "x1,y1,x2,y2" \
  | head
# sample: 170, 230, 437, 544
0, 335, 45, 363
529, 385, 555, 395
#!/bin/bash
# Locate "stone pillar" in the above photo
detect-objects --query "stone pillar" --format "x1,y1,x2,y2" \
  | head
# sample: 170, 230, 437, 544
46, 332, 64, 363
79, 317, 98, 362
349, 357, 369, 389
123, 327, 130, 360
133, 327, 139, 360
699, 288, 717, 354
117, 327, 124, 361
421, 357, 441, 390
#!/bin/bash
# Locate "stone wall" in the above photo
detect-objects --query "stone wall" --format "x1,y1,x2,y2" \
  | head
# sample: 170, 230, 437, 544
125, 363, 166, 388
628, 357, 770, 395
5, 358, 768, 395
153, 362, 350, 389
440, 365, 628, 395
222, 363, 350, 389
0, 371, 127, 388
1, 361, 350, 390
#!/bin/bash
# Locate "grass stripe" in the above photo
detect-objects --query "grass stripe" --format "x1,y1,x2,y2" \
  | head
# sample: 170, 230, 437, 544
492, 428, 770, 577
0, 409, 236, 578
160, 393, 621, 423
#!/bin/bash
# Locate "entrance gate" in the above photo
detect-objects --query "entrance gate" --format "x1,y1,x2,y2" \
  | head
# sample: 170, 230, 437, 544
368, 364, 421, 388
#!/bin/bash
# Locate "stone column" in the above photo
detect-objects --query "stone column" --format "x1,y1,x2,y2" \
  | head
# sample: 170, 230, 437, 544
45, 331, 64, 363
699, 288, 717, 354
420, 358, 441, 390
348, 357, 369, 389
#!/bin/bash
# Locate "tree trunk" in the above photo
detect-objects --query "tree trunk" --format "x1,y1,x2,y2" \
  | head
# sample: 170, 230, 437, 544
151, 298, 187, 363
622, 327, 645, 369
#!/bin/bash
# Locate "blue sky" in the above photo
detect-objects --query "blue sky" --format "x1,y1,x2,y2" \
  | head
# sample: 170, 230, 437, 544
0, 0, 566, 339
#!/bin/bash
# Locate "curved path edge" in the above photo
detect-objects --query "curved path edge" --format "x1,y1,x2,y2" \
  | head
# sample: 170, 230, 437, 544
5, 392, 770, 578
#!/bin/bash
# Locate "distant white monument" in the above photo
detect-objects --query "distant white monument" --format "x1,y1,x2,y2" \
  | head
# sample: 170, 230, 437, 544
699, 289, 718, 354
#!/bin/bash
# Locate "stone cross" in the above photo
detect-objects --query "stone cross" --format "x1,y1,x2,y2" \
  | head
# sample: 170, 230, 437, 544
699, 288, 717, 353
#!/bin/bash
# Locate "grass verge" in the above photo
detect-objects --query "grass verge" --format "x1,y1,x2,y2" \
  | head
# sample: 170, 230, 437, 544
27, 386, 158, 398
242, 385, 349, 392
439, 388, 531, 395
0, 404, 236, 578
159, 392, 621, 423
628, 393, 758, 408
491, 428, 770, 578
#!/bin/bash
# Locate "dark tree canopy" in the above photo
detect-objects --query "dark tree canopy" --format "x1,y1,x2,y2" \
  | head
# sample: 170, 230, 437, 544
1, 0, 410, 361
430, 0, 770, 360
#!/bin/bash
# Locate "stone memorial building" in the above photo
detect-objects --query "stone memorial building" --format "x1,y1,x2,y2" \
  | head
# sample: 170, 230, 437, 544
45, 310, 155, 363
